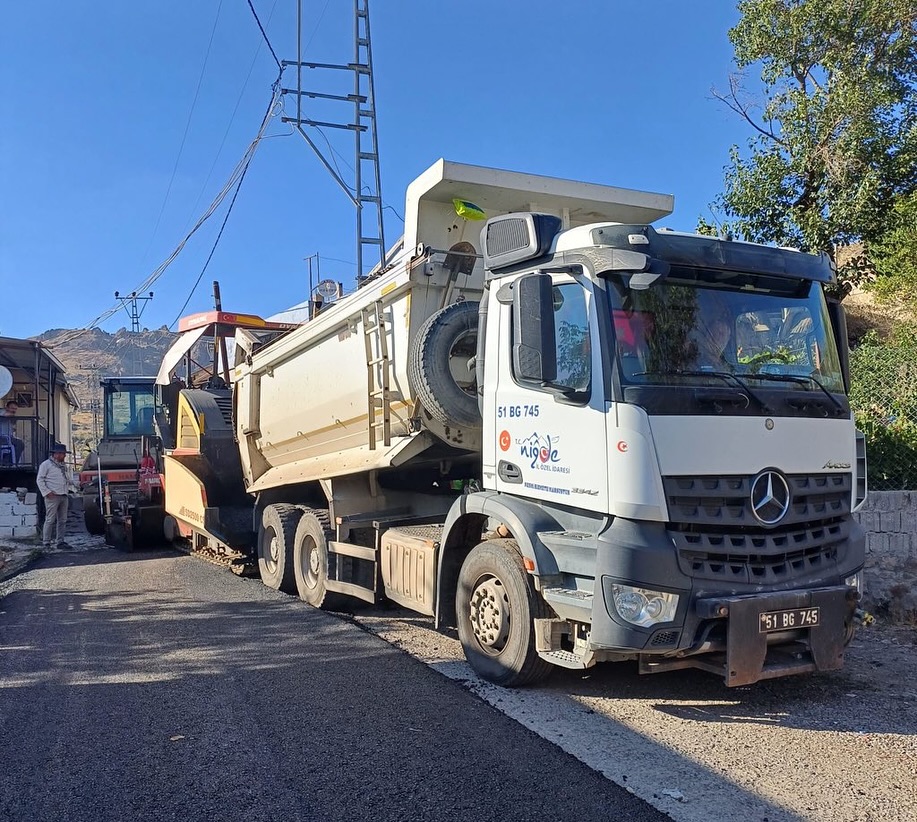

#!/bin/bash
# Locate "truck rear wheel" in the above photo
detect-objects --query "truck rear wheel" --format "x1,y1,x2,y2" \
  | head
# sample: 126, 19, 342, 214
83, 495, 106, 536
257, 504, 301, 593
408, 300, 480, 429
456, 538, 554, 687
292, 509, 340, 609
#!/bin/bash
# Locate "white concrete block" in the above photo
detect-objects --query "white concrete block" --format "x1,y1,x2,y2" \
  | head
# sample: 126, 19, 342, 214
879, 511, 902, 533
12, 503, 37, 516
856, 511, 876, 532
24, 492, 37, 505
0, 526, 13, 537
0, 515, 19, 527
21, 514, 38, 527
12, 525, 36, 538
892, 532, 911, 555
0, 493, 17, 505
0, 504, 12, 517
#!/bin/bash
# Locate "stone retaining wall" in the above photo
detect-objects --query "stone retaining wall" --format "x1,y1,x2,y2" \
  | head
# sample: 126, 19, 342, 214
0, 489, 39, 539
855, 491, 917, 621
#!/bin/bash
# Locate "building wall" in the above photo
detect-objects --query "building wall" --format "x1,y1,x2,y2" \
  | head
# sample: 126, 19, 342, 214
54, 387, 75, 453
0, 490, 39, 538
855, 491, 917, 622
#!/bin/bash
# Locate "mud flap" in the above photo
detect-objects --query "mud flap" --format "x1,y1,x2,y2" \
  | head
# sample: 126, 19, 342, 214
724, 586, 851, 687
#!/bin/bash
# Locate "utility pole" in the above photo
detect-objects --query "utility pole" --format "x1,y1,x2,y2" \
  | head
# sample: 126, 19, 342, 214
115, 290, 154, 374
304, 252, 323, 299
280, 0, 386, 287
78, 363, 104, 446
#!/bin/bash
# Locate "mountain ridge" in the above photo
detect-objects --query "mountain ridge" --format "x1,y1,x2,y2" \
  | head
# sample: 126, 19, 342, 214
37, 326, 179, 452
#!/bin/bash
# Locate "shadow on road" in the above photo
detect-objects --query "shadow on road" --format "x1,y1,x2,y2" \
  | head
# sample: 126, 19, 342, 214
0, 552, 673, 822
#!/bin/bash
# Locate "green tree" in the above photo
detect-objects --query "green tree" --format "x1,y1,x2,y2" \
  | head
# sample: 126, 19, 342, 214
869, 189, 917, 302
711, 0, 917, 294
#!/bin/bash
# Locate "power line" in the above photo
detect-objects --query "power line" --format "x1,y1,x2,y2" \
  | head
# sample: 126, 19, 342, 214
140, 1, 225, 267
185, 0, 279, 226
169, 81, 284, 328
169, 158, 253, 329
302, 0, 332, 54
246, 0, 281, 69
47, 75, 284, 350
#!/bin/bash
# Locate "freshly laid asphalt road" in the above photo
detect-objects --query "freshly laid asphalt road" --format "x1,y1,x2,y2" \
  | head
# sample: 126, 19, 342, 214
0, 548, 665, 822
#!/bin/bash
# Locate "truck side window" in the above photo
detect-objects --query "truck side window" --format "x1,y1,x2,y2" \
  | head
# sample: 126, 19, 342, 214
553, 284, 591, 392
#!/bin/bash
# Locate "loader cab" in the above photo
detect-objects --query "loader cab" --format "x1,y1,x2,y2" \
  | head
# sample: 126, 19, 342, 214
102, 377, 157, 439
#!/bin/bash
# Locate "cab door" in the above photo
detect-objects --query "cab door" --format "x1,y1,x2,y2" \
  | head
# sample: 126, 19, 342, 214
489, 272, 609, 512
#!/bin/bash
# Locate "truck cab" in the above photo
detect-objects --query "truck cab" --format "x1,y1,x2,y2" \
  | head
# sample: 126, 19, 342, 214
449, 214, 866, 686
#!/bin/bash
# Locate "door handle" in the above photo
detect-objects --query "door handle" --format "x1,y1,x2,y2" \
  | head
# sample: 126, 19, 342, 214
498, 460, 522, 484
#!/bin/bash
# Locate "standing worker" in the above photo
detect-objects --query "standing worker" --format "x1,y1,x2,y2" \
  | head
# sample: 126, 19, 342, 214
36, 443, 75, 550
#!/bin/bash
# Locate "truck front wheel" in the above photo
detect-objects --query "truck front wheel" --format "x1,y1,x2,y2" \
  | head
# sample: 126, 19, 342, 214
456, 539, 553, 687
257, 504, 301, 593
292, 509, 339, 609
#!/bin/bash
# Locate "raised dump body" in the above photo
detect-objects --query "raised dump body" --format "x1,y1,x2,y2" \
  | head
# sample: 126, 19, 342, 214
234, 159, 673, 493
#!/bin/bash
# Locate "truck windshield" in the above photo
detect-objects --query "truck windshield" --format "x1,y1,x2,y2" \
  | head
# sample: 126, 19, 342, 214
105, 382, 156, 437
607, 270, 845, 394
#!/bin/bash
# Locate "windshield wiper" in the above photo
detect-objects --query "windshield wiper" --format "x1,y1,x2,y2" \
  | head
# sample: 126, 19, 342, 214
632, 369, 773, 412
743, 372, 846, 415
678, 370, 774, 412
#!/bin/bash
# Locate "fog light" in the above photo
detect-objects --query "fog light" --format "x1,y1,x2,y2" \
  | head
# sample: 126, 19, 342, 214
611, 584, 679, 627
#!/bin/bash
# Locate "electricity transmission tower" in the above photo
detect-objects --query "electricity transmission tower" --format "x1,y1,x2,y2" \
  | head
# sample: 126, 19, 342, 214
280, 0, 386, 285
115, 290, 154, 374
79, 363, 104, 445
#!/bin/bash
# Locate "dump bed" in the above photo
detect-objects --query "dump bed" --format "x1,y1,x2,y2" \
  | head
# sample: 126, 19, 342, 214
233, 160, 673, 493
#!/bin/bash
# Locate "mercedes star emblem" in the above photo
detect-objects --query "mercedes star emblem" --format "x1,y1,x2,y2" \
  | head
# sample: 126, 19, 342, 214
750, 470, 791, 525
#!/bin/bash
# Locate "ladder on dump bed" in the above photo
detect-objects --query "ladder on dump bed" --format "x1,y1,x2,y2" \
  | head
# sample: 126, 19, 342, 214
362, 300, 391, 449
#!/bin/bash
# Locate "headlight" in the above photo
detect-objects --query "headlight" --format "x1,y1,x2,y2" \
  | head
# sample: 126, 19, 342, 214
845, 571, 863, 592
611, 584, 679, 627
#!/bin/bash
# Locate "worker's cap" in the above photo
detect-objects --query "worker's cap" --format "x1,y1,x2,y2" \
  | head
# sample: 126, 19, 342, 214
49, 443, 67, 453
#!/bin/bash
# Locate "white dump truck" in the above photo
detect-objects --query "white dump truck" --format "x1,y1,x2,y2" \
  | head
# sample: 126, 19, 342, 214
162, 159, 867, 687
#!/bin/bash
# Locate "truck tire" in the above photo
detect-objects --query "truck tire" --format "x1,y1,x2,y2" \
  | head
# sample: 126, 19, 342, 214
456, 538, 554, 687
292, 509, 340, 609
83, 495, 106, 536
257, 504, 301, 593
408, 300, 480, 429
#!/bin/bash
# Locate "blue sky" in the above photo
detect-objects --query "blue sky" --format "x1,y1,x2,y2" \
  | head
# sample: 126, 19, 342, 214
1, 1, 750, 339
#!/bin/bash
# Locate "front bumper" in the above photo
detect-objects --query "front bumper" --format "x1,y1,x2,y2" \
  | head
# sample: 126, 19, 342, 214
662, 586, 854, 686
585, 517, 864, 686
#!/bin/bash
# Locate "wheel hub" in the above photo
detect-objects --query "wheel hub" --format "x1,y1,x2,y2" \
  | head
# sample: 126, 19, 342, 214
469, 576, 510, 650
261, 529, 278, 571
305, 542, 320, 587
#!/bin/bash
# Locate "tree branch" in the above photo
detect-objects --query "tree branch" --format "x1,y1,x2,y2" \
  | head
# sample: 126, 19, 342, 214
711, 75, 786, 146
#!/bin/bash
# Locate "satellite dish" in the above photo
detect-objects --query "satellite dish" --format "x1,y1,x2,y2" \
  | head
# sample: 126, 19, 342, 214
0, 365, 12, 400
315, 279, 341, 303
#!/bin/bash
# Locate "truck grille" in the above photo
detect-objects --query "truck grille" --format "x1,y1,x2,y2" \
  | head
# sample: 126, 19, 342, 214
663, 472, 854, 585
662, 472, 852, 529
672, 519, 850, 585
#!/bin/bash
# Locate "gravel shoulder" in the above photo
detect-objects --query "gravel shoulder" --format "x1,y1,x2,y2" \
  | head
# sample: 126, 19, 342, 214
353, 606, 917, 822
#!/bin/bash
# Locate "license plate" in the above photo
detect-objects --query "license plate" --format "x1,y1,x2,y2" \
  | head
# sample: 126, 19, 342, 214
758, 607, 820, 633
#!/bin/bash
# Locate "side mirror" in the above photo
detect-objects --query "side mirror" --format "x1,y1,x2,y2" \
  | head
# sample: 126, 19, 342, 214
826, 297, 850, 392
512, 274, 557, 383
